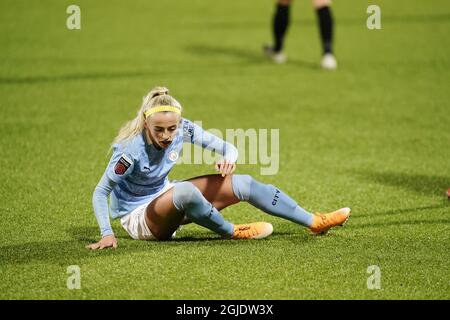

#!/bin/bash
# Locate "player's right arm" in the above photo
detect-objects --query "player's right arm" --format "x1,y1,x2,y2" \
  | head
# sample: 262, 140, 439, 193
86, 173, 118, 250
87, 148, 135, 250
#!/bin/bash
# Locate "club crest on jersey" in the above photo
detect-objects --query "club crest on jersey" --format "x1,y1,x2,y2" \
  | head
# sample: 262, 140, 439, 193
114, 154, 132, 175
168, 150, 179, 162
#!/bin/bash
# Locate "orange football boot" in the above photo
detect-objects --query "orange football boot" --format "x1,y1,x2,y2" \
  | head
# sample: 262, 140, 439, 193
231, 222, 274, 240
309, 207, 351, 235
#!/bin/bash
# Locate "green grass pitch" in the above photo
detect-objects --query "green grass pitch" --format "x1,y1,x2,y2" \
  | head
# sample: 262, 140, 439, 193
0, 0, 449, 299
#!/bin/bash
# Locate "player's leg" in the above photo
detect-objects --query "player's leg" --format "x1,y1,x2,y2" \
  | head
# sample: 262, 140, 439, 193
231, 174, 351, 234
171, 174, 239, 226
273, 0, 292, 54
187, 173, 350, 234
145, 176, 272, 240
144, 188, 185, 240
186, 174, 240, 210
145, 186, 234, 240
264, 0, 292, 63
313, 0, 337, 69
187, 174, 274, 239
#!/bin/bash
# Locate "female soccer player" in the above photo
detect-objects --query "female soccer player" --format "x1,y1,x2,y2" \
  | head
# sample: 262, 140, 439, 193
264, 0, 337, 69
87, 86, 350, 249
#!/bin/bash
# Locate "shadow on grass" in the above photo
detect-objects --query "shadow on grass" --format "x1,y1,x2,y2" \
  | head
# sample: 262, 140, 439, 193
287, 58, 319, 70
349, 170, 450, 228
186, 44, 265, 64
186, 44, 318, 69
298, 13, 450, 27
352, 203, 450, 219
349, 218, 450, 230
1, 226, 309, 266
353, 170, 450, 197
0, 70, 157, 85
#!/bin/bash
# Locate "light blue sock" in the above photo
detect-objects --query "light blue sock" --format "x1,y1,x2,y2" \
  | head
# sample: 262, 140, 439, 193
232, 174, 314, 227
172, 181, 234, 236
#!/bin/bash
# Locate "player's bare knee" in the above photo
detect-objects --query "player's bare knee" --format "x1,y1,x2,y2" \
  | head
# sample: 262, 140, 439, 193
313, 0, 331, 9
278, 0, 292, 6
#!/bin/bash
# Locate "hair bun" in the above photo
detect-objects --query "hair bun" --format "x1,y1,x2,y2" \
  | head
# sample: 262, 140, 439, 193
149, 86, 169, 99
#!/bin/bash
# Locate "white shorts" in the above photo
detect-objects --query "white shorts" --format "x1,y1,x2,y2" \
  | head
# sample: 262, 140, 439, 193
120, 182, 175, 240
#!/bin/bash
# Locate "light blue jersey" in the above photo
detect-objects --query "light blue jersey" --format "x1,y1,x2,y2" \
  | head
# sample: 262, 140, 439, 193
92, 118, 238, 237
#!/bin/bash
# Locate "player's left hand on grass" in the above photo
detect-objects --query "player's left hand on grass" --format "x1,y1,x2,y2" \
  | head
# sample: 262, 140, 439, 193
215, 160, 236, 177
86, 234, 118, 250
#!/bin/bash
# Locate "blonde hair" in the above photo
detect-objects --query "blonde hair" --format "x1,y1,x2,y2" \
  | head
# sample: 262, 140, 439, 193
112, 86, 183, 145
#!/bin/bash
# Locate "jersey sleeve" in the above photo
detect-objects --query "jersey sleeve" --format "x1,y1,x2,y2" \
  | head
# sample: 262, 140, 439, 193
92, 172, 116, 237
106, 146, 135, 184
182, 119, 238, 163
91, 144, 135, 238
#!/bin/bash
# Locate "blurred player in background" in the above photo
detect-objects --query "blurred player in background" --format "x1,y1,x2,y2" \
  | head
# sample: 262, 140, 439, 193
264, 0, 337, 69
